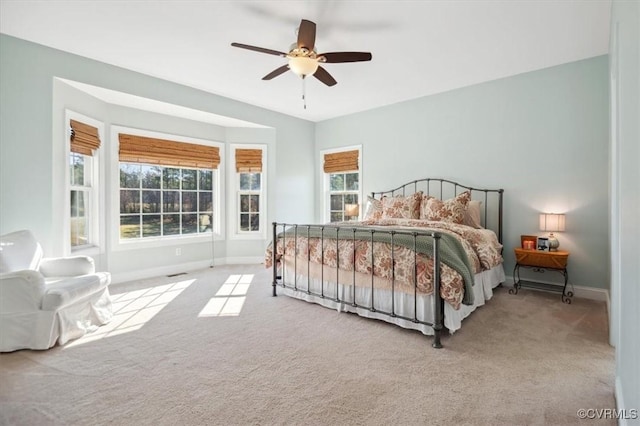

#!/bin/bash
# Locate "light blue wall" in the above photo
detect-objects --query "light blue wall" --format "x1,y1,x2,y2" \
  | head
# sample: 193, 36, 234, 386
610, 0, 639, 418
0, 33, 612, 292
0, 34, 315, 278
316, 56, 610, 290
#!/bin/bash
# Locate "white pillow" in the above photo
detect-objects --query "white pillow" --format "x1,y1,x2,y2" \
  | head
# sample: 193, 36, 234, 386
363, 196, 383, 221
463, 200, 483, 229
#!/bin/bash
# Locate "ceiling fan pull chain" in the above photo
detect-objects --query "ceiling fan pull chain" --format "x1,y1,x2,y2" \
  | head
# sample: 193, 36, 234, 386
302, 76, 307, 109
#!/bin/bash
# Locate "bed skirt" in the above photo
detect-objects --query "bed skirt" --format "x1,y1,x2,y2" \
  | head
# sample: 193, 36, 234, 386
277, 264, 505, 335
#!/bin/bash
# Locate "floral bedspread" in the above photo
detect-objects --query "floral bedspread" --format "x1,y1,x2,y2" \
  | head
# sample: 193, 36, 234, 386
264, 219, 503, 310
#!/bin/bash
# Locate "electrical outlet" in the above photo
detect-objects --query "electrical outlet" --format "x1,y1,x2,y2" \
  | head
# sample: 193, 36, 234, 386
175, 248, 181, 256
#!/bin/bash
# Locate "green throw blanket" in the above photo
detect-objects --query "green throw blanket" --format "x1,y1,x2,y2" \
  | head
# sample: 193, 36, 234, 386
278, 225, 475, 305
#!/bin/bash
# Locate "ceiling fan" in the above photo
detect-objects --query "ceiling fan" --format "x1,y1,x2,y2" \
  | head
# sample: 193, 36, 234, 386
231, 19, 372, 87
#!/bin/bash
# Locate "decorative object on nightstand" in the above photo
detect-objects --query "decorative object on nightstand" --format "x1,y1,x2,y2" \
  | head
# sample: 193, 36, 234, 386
539, 213, 565, 251
345, 203, 359, 221
536, 236, 549, 251
520, 235, 537, 250
509, 247, 573, 303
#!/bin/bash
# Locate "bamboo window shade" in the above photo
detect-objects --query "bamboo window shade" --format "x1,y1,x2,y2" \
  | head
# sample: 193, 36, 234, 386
235, 149, 263, 172
323, 149, 359, 173
70, 119, 101, 156
118, 134, 220, 169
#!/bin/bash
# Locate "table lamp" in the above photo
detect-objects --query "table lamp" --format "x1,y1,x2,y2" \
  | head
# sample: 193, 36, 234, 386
539, 213, 565, 251
345, 204, 359, 221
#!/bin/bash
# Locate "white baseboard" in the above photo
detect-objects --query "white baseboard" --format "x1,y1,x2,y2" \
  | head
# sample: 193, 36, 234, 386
615, 376, 639, 426
616, 377, 625, 425
503, 275, 610, 302
223, 256, 263, 265
110, 257, 264, 284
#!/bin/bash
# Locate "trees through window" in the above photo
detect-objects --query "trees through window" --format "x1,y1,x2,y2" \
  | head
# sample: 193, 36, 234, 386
329, 172, 359, 222
323, 147, 361, 223
119, 163, 214, 239
238, 172, 261, 232
68, 116, 101, 250
70, 152, 91, 246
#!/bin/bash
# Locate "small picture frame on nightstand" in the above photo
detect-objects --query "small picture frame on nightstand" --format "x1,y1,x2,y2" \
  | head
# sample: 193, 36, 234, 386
537, 237, 549, 251
520, 235, 537, 250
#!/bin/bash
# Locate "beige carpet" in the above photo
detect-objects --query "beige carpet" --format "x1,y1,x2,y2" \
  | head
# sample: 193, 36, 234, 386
0, 264, 615, 425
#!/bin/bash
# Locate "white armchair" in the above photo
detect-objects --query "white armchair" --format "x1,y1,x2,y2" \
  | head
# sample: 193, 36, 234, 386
0, 230, 112, 352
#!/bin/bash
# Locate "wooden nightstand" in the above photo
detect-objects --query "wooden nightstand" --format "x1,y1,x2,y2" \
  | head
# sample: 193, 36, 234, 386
509, 248, 573, 303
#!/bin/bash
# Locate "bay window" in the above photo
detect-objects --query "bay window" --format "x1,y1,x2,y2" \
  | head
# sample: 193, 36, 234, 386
118, 131, 220, 241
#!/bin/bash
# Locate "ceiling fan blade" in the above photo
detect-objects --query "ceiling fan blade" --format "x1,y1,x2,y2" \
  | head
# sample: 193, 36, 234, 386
297, 19, 316, 50
313, 66, 337, 87
231, 42, 287, 57
319, 52, 372, 63
262, 65, 290, 80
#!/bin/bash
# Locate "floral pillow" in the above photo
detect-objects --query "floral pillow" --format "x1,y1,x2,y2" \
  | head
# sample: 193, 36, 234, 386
381, 192, 422, 219
419, 195, 434, 219
363, 196, 383, 221
420, 191, 471, 224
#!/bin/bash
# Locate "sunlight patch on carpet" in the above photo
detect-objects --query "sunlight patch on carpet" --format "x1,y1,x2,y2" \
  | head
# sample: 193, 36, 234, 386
64, 279, 195, 348
198, 274, 253, 317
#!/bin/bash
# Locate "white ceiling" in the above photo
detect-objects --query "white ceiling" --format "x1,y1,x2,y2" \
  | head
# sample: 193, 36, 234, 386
0, 0, 611, 123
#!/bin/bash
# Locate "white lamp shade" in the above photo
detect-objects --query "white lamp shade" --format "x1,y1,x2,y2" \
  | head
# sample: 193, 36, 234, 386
539, 213, 566, 232
345, 204, 359, 217
288, 57, 319, 76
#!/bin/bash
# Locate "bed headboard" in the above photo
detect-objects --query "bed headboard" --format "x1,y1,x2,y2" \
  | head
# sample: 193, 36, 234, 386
371, 178, 504, 244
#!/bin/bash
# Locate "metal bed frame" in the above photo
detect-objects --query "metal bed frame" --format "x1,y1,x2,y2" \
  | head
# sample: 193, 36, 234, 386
271, 178, 504, 349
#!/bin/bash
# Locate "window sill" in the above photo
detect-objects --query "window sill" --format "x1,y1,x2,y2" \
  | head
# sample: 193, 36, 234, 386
229, 232, 266, 241
113, 232, 222, 251
71, 245, 101, 257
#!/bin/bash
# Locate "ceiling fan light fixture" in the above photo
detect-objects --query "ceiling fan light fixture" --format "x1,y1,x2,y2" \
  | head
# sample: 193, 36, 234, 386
231, 19, 371, 87
288, 56, 318, 77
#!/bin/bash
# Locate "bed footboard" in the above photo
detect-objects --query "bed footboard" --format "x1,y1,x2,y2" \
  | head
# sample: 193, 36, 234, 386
269, 178, 503, 350
270, 222, 446, 349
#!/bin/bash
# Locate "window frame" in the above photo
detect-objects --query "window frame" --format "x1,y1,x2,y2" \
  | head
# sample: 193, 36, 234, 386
65, 110, 103, 255
69, 151, 93, 248
237, 172, 261, 233
228, 144, 267, 240
118, 163, 216, 241
110, 126, 224, 251
321, 145, 362, 224
327, 171, 361, 223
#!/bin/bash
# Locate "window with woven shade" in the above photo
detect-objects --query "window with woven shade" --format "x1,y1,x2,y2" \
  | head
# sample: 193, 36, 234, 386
233, 146, 265, 234
322, 147, 361, 223
323, 149, 359, 173
70, 119, 101, 156
118, 133, 220, 169
117, 131, 221, 240
67, 115, 103, 249
235, 148, 262, 173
